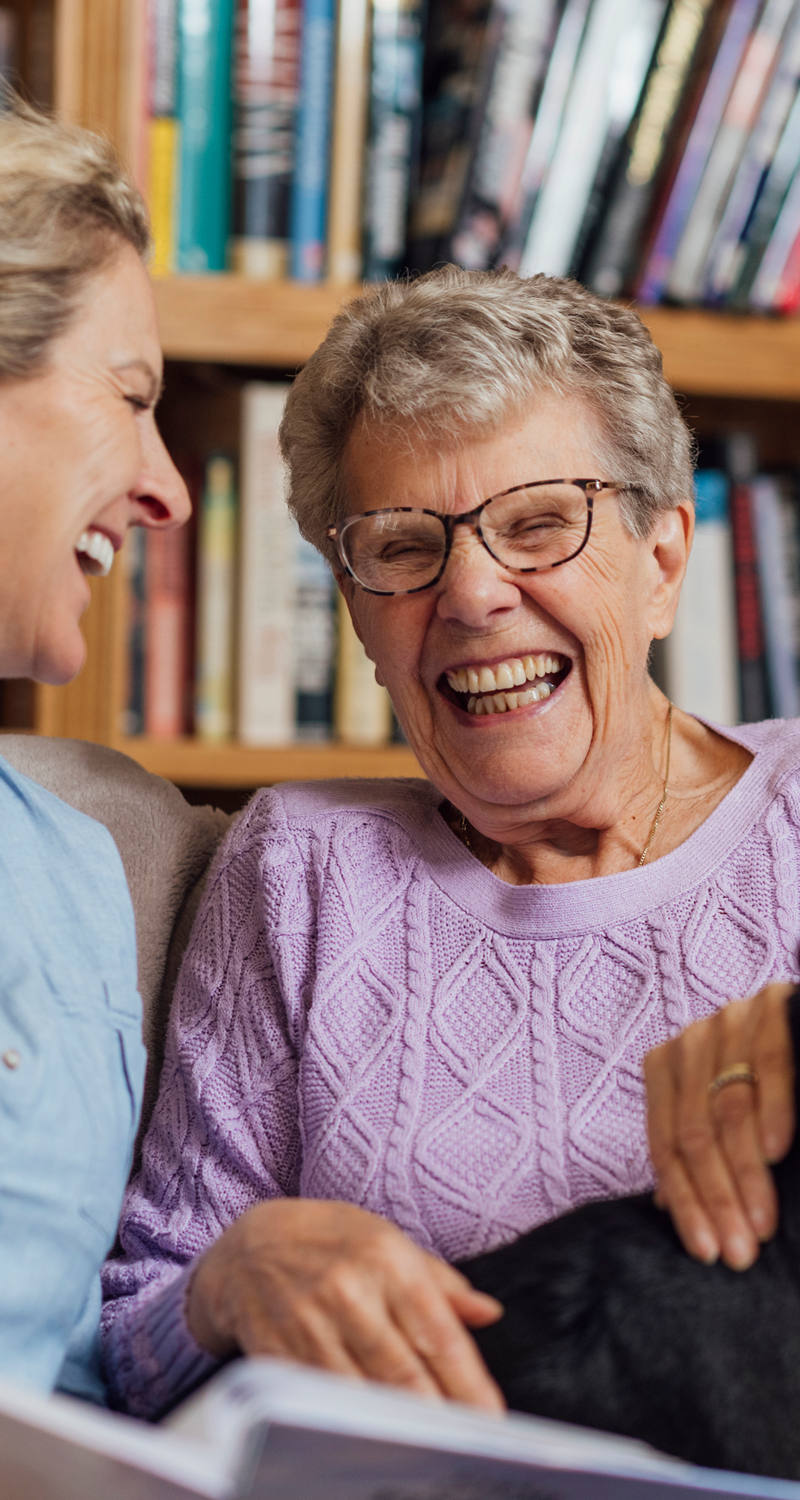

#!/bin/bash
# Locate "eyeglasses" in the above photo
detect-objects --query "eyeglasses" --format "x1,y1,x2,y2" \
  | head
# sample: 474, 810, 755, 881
328, 478, 620, 596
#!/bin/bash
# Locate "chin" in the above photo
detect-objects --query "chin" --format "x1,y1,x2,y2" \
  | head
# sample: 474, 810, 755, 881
32, 634, 87, 687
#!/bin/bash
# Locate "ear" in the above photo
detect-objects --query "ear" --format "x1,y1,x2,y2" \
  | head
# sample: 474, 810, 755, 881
646, 498, 695, 642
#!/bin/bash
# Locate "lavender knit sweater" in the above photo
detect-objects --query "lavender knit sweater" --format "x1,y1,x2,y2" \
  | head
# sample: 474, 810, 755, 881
102, 718, 800, 1417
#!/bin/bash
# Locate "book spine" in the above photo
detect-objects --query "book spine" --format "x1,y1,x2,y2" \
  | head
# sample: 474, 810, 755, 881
727, 88, 800, 306
702, 3, 800, 303
582, 0, 718, 297
231, 0, 303, 278
666, 0, 797, 304
748, 160, 800, 309
728, 434, 771, 723
289, 0, 336, 282
176, 0, 236, 272
500, 0, 593, 272
236, 382, 295, 746
519, 0, 651, 279
120, 526, 147, 737
195, 453, 237, 742
750, 473, 800, 719
334, 595, 393, 746
144, 523, 194, 739
774, 215, 800, 314
293, 533, 336, 740
146, 0, 180, 276
326, 0, 371, 283
447, 0, 559, 273
362, 0, 425, 282
637, 0, 762, 304
659, 469, 738, 726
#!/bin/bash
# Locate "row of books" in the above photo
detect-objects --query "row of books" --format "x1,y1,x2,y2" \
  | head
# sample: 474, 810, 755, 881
658, 440, 800, 727
123, 382, 396, 747
119, 0, 800, 310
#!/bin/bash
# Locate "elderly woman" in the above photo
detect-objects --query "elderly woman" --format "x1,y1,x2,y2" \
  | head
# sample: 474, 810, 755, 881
103, 267, 798, 1419
0, 94, 189, 1399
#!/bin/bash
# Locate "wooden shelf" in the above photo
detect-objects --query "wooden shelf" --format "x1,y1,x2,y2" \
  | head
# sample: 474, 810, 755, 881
153, 275, 800, 398
115, 736, 424, 787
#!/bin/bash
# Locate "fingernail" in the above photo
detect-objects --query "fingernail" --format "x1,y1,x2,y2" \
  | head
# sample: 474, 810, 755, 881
695, 1231, 719, 1264
726, 1235, 756, 1271
750, 1204, 772, 1240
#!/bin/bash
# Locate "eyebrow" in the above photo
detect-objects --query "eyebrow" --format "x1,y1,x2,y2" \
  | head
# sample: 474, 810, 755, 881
113, 359, 164, 402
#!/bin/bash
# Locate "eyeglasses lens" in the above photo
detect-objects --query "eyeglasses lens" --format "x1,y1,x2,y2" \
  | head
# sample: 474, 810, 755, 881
341, 483, 590, 592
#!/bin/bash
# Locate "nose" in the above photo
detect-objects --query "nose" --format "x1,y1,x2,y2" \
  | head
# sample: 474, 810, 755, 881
435, 525, 522, 627
131, 415, 192, 529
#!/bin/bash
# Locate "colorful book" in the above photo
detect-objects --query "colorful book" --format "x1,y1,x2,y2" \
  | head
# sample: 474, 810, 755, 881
518, 0, 662, 279
146, 0, 180, 275
582, 0, 721, 297
446, 0, 560, 273
362, 0, 426, 282
334, 594, 393, 746
500, 0, 593, 271
326, 0, 371, 283
659, 469, 738, 727
292, 530, 336, 740
748, 158, 800, 309
637, 0, 763, 305
236, 382, 294, 746
666, 0, 797, 304
405, 0, 492, 271
288, 0, 335, 281
750, 472, 800, 719
144, 520, 195, 739
194, 453, 237, 742
176, 0, 236, 272
727, 87, 800, 307
701, 3, 800, 303
230, 0, 303, 278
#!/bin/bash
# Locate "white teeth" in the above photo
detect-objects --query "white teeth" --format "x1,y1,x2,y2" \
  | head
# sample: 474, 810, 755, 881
75, 528, 114, 578
446, 652, 567, 696
464, 681, 554, 716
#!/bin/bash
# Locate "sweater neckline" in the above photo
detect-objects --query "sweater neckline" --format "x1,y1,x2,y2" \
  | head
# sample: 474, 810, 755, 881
405, 718, 794, 937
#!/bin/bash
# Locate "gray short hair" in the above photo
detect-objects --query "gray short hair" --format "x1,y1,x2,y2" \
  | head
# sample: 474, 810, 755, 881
280, 265, 695, 555
0, 90, 150, 380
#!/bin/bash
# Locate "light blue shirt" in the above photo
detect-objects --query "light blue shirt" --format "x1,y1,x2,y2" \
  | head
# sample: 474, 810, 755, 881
0, 755, 144, 1402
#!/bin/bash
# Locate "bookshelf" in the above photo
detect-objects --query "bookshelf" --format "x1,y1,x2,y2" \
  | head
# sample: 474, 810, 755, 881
8, 0, 800, 791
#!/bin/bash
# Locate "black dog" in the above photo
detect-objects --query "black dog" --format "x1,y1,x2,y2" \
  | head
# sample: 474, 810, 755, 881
458, 993, 800, 1481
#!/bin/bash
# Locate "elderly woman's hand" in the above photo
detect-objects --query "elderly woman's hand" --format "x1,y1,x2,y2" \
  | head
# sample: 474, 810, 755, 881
187, 1198, 505, 1411
644, 982, 796, 1269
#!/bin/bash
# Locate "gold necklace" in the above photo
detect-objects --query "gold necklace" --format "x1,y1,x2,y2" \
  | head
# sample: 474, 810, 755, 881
636, 701, 673, 868
446, 702, 674, 873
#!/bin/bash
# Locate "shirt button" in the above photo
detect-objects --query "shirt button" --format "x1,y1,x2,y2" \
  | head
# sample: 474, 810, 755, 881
2, 1049, 21, 1070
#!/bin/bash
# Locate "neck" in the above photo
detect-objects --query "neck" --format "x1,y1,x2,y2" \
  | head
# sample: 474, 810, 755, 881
453, 694, 675, 885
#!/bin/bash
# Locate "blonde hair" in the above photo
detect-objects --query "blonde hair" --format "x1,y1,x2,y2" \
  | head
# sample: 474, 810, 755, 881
280, 266, 695, 554
0, 90, 150, 379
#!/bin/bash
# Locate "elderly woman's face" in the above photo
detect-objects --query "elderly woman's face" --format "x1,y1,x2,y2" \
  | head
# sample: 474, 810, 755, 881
0, 242, 190, 684
341, 394, 691, 832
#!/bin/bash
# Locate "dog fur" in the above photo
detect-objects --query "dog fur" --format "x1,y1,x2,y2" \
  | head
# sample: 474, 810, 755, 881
458, 994, 800, 1480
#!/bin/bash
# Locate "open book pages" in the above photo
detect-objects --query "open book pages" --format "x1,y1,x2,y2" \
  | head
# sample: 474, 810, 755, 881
4, 1358, 800, 1499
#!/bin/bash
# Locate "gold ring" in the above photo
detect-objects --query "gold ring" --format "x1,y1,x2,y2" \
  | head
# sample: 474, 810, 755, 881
708, 1063, 759, 1097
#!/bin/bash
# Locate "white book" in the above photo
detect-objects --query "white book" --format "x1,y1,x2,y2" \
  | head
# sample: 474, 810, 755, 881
518, 0, 647, 277
236, 382, 294, 746
660, 469, 738, 727
334, 594, 393, 746
5, 1356, 800, 1500
750, 473, 800, 719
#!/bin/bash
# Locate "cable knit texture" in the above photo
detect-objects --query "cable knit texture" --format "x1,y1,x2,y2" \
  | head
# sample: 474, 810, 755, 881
102, 718, 800, 1418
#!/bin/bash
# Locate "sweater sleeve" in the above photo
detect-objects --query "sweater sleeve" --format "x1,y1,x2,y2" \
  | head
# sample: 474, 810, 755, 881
101, 793, 306, 1418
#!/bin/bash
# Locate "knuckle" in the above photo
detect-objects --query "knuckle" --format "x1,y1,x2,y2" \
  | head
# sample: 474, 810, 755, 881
675, 1119, 715, 1159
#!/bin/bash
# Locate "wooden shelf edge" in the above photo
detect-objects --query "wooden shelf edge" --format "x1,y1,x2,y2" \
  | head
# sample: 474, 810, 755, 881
114, 736, 425, 787
152, 275, 800, 399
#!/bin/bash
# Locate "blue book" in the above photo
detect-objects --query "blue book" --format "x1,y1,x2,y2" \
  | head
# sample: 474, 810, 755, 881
362, 0, 425, 282
176, 0, 235, 272
289, 0, 336, 282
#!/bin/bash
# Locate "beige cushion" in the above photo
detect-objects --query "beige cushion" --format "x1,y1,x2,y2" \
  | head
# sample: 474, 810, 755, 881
0, 734, 233, 1157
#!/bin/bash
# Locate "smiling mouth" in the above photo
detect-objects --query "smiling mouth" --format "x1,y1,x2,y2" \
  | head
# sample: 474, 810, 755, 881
441, 652, 571, 716
75, 528, 115, 578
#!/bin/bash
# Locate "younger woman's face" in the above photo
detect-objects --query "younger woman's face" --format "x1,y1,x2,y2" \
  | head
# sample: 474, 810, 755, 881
0, 242, 191, 684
